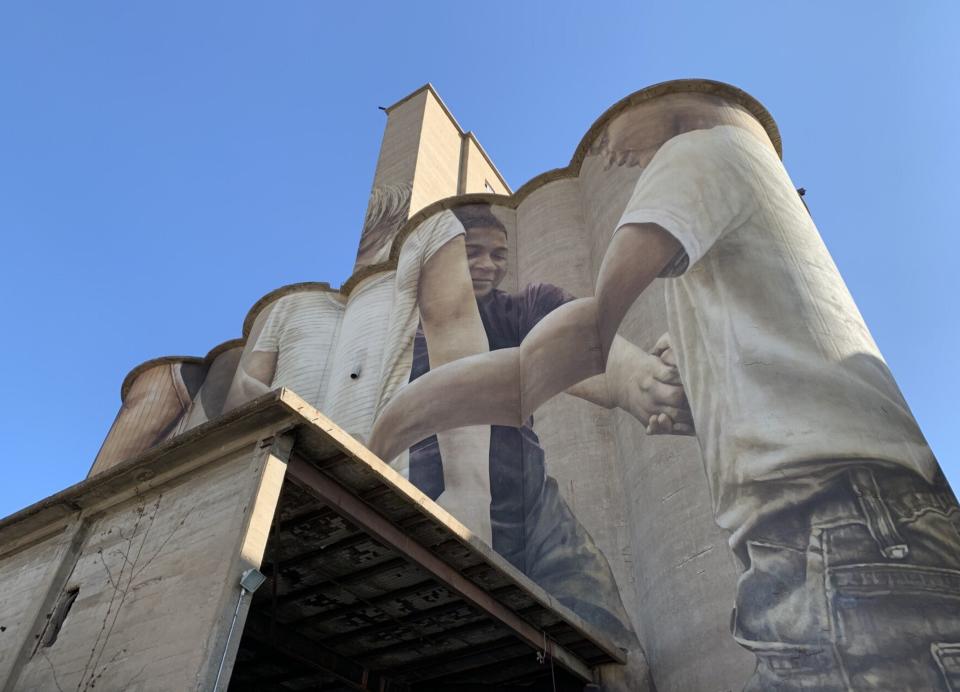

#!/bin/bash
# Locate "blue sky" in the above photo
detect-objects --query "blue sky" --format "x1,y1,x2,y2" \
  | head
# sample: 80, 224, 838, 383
1, 2, 958, 517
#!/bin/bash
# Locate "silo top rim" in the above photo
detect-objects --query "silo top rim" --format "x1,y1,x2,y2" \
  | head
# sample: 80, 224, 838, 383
576, 78, 782, 161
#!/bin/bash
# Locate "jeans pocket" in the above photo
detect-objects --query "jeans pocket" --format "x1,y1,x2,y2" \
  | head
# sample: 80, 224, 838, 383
897, 505, 960, 571
736, 539, 836, 643
734, 540, 846, 691
932, 643, 960, 692
827, 560, 960, 691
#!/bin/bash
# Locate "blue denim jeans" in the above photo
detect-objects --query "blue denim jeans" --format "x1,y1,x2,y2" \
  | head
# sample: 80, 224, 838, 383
732, 466, 960, 691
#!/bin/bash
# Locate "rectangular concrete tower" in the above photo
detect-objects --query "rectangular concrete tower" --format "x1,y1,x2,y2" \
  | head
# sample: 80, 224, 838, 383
353, 84, 510, 270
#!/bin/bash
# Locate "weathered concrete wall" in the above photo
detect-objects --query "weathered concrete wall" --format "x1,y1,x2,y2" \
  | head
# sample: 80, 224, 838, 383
463, 135, 509, 195
0, 524, 79, 685
369, 90, 426, 197
410, 90, 463, 216
1, 432, 289, 692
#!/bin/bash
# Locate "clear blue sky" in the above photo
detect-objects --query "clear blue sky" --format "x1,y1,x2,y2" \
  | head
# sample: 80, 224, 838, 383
2, 2, 957, 518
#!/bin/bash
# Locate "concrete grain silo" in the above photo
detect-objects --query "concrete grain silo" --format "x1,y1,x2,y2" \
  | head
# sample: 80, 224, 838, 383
1, 80, 956, 692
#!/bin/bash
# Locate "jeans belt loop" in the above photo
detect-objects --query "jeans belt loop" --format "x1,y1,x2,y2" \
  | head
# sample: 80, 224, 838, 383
848, 467, 909, 560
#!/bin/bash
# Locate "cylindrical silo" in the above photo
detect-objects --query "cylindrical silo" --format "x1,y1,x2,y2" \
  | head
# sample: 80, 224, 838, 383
574, 87, 767, 691
176, 338, 245, 433
222, 283, 345, 415
89, 356, 207, 476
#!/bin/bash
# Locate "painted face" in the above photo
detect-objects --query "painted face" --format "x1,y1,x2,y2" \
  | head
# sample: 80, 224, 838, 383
465, 226, 508, 298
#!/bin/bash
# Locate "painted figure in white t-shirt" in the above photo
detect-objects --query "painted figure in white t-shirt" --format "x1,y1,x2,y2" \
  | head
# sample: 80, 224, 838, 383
369, 90, 960, 690
224, 289, 345, 412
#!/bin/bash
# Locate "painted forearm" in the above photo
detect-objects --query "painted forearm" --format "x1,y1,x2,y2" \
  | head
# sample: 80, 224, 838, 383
565, 373, 614, 408
368, 349, 522, 463
369, 298, 606, 461
434, 425, 492, 542
565, 335, 642, 409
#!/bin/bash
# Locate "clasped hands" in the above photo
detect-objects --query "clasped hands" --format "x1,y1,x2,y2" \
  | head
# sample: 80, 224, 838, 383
610, 332, 695, 436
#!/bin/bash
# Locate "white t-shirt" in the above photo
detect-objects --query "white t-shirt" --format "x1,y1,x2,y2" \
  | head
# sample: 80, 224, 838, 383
617, 124, 936, 545
252, 291, 345, 408
247, 210, 465, 449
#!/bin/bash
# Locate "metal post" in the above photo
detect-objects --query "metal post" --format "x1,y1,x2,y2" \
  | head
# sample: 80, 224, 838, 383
212, 569, 266, 691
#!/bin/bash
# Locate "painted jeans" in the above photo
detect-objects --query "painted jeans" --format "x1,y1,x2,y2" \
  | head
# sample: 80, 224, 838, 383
733, 466, 960, 691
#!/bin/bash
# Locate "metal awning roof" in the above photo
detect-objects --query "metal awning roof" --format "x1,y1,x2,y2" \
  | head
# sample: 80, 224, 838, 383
0, 390, 627, 691
228, 392, 625, 691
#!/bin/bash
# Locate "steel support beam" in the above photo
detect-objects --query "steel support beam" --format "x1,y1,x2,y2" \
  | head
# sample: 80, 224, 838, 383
286, 456, 595, 683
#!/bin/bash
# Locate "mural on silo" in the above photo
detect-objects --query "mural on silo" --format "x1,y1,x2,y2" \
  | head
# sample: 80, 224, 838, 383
355, 182, 413, 268
369, 90, 960, 690
387, 202, 699, 651
223, 288, 346, 413
91, 80, 960, 690
90, 358, 206, 474
176, 340, 245, 432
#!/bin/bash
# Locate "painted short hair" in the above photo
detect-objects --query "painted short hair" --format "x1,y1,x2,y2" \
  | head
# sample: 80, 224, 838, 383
451, 204, 507, 236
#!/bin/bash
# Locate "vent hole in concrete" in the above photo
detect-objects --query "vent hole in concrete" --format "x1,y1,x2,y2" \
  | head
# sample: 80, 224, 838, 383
41, 587, 79, 649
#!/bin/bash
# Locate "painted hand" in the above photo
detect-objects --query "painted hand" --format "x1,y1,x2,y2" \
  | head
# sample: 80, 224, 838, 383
615, 332, 695, 435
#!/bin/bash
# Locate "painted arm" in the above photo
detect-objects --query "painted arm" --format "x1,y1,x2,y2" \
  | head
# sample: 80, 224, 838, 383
410, 235, 493, 543
370, 223, 682, 462
222, 350, 277, 413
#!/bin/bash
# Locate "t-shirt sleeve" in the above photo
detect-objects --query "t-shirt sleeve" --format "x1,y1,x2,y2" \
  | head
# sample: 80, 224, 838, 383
520, 282, 576, 340
415, 209, 467, 266
375, 210, 467, 418
615, 125, 763, 276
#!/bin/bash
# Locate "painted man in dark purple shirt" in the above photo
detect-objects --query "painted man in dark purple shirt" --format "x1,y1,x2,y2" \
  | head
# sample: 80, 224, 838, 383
407, 204, 690, 647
